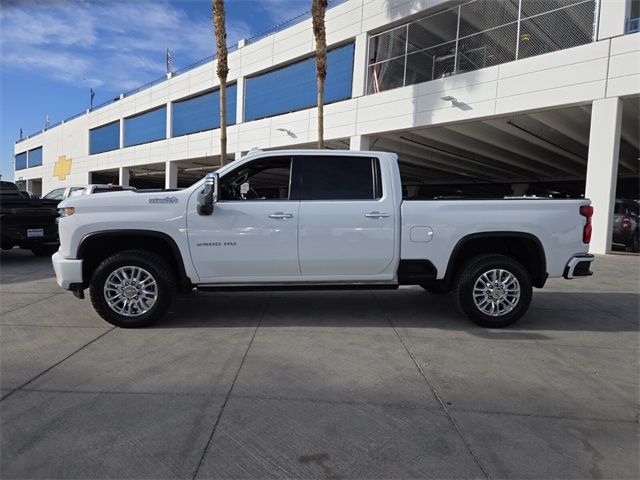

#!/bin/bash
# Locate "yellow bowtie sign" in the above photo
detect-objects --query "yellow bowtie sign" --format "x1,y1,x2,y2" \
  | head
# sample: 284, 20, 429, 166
53, 155, 72, 180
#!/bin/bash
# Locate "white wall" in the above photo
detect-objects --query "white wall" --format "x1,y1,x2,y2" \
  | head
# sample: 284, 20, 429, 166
14, 0, 639, 200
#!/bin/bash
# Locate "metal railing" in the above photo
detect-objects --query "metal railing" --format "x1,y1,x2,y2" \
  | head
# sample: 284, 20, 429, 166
367, 0, 598, 95
15, 0, 348, 144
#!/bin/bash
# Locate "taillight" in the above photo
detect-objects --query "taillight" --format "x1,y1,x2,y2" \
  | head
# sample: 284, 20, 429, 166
621, 217, 631, 229
580, 205, 593, 244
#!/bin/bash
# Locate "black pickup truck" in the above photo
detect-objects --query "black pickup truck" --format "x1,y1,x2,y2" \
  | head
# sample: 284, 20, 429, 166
1, 181, 60, 256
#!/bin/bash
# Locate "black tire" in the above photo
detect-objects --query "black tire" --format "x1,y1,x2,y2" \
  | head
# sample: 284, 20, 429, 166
31, 245, 59, 257
420, 282, 449, 294
89, 249, 175, 328
454, 254, 532, 328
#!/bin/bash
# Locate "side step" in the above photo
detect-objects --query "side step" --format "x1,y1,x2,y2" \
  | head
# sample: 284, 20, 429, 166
197, 284, 399, 292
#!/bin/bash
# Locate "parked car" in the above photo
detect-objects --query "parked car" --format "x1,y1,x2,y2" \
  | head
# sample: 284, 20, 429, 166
0, 181, 60, 256
42, 184, 135, 201
612, 199, 639, 252
52, 149, 594, 329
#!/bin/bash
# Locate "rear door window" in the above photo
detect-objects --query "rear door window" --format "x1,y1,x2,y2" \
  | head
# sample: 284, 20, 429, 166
292, 156, 382, 200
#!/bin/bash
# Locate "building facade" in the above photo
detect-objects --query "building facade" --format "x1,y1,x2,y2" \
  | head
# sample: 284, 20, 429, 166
13, 0, 640, 254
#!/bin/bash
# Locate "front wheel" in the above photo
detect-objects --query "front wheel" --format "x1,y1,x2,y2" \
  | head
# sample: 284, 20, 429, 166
454, 254, 532, 328
89, 250, 175, 328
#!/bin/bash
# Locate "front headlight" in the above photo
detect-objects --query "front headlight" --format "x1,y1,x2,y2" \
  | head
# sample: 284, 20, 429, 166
58, 207, 75, 217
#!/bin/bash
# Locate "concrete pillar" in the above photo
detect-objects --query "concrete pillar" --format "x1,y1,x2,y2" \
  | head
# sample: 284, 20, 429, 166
165, 161, 178, 189
350, 135, 371, 151
351, 33, 369, 98
585, 97, 623, 254
235, 77, 245, 125
119, 166, 130, 187
597, 0, 630, 40
119, 119, 125, 148
166, 102, 172, 139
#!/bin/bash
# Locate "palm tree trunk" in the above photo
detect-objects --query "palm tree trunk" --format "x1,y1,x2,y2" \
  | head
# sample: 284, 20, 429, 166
212, 0, 229, 165
312, 0, 328, 150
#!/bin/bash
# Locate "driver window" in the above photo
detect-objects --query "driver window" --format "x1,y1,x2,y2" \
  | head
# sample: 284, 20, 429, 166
220, 156, 292, 201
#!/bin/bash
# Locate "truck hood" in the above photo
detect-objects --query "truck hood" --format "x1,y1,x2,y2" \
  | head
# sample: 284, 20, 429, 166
58, 189, 191, 211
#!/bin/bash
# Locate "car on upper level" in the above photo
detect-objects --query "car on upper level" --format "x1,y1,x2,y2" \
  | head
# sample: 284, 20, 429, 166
52, 150, 595, 329
42, 184, 135, 202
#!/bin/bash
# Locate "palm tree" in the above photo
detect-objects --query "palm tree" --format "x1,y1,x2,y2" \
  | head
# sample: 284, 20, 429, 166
312, 0, 328, 149
212, 0, 229, 165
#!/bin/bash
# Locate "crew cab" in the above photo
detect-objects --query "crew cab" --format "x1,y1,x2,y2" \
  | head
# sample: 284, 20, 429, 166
52, 150, 594, 328
1, 181, 60, 256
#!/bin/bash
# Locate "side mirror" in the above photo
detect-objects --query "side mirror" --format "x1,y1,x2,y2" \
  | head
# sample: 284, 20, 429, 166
197, 172, 219, 216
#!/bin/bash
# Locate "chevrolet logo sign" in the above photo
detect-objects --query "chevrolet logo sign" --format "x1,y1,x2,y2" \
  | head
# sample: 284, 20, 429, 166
53, 155, 72, 180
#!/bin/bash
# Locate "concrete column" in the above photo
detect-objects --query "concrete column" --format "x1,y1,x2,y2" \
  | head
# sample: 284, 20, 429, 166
119, 166, 130, 187
166, 102, 172, 139
350, 135, 371, 151
119, 119, 125, 148
597, 0, 630, 40
585, 97, 623, 254
351, 32, 369, 98
165, 161, 178, 189
235, 77, 245, 125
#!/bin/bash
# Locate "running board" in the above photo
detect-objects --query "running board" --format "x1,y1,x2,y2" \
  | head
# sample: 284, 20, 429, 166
197, 284, 399, 292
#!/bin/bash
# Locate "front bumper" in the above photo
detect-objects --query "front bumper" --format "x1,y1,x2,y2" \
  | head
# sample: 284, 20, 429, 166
563, 254, 594, 279
52, 252, 83, 290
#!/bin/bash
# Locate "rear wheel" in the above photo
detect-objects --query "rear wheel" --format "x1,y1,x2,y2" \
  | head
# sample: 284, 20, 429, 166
455, 254, 532, 328
89, 250, 174, 328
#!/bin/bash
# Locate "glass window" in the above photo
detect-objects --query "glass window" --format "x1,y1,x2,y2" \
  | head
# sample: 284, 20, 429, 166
172, 84, 237, 137
293, 156, 381, 201
90, 121, 120, 155
245, 43, 354, 121
15, 152, 27, 170
124, 106, 167, 147
28, 147, 43, 167
220, 156, 292, 201
43, 188, 65, 200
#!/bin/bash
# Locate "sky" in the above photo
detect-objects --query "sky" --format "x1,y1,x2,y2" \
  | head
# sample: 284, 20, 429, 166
0, 0, 312, 181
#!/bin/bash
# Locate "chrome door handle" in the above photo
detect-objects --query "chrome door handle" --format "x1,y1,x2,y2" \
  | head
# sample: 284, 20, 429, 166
364, 211, 390, 218
268, 212, 293, 219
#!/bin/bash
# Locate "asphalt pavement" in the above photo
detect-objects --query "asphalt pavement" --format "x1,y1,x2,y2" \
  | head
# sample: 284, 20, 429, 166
1, 248, 638, 479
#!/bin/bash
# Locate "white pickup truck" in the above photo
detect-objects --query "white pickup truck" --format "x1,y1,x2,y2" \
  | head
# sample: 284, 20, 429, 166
53, 149, 594, 328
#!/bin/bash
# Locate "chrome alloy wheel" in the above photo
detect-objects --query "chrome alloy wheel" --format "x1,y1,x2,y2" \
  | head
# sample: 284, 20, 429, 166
103, 266, 158, 317
472, 268, 521, 317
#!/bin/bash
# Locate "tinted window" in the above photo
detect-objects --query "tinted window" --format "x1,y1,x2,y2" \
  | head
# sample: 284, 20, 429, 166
172, 84, 237, 137
15, 152, 27, 170
124, 106, 167, 147
90, 121, 120, 154
28, 147, 43, 167
220, 157, 292, 201
294, 156, 381, 201
245, 43, 354, 121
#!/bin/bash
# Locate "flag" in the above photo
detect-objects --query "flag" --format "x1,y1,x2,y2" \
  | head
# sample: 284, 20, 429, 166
19, 128, 23, 139
90, 88, 95, 110
166, 47, 173, 74
45, 115, 50, 129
